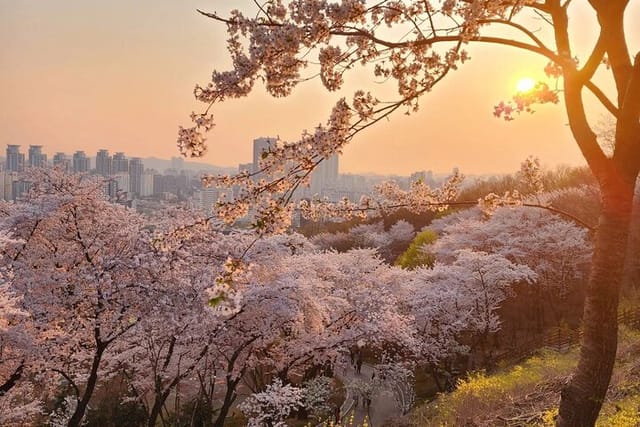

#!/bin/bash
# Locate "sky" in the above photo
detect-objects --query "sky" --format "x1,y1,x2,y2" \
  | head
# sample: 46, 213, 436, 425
1, 1, 639, 175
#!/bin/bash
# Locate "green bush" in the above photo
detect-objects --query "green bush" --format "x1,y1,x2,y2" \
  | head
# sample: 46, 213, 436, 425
395, 230, 437, 270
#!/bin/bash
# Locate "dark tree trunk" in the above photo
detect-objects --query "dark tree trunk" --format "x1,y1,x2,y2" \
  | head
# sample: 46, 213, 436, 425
0, 362, 24, 396
557, 185, 634, 426
212, 377, 239, 427
68, 344, 106, 427
622, 183, 640, 290
148, 389, 171, 427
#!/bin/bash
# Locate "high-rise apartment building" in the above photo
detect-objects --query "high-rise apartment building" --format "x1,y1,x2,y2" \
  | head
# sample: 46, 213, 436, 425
11, 178, 32, 201
95, 149, 113, 176
113, 172, 130, 195
28, 145, 47, 168
6, 145, 25, 172
72, 151, 90, 173
140, 171, 154, 197
129, 157, 144, 197
112, 152, 129, 173
195, 187, 220, 213
52, 153, 70, 171
308, 154, 339, 196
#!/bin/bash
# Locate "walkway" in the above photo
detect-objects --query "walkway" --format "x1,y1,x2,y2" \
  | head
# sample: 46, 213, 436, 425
336, 361, 402, 426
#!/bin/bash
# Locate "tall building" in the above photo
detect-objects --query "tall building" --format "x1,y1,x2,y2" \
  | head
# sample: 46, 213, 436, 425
53, 152, 70, 171
2, 172, 17, 201
129, 157, 144, 197
6, 145, 25, 172
72, 151, 90, 173
28, 145, 47, 168
252, 137, 277, 176
95, 149, 113, 176
194, 187, 220, 213
113, 172, 130, 195
112, 152, 129, 173
153, 173, 188, 197
11, 178, 32, 201
103, 179, 119, 201
308, 154, 339, 196
140, 171, 154, 197
0, 172, 7, 201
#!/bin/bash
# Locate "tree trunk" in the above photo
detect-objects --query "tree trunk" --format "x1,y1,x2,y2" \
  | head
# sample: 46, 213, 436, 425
622, 182, 640, 290
148, 391, 170, 427
0, 362, 23, 396
68, 344, 106, 427
212, 377, 239, 427
557, 185, 633, 426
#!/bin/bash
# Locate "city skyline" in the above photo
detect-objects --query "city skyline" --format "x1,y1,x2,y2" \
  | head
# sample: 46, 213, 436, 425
4, 1, 636, 175
0, 142, 452, 210
0, 141, 461, 179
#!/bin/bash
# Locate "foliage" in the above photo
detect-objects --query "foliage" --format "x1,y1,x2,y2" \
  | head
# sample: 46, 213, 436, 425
301, 376, 334, 420
431, 206, 592, 299
596, 394, 640, 427
412, 349, 576, 426
178, 0, 640, 419
312, 220, 415, 262
240, 379, 304, 427
395, 230, 437, 270
412, 325, 640, 426
408, 249, 536, 368
0, 170, 153, 425
0, 168, 613, 426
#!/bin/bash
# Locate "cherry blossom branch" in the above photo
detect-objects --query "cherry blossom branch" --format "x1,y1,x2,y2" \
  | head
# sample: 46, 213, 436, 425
51, 368, 81, 400
197, 7, 561, 63
0, 362, 24, 396
477, 18, 550, 49
308, 199, 595, 231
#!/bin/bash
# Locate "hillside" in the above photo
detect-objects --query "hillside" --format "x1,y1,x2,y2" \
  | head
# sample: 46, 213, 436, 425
410, 326, 640, 426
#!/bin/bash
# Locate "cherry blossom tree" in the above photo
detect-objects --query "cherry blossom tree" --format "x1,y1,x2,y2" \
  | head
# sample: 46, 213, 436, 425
180, 2, 639, 423
312, 219, 415, 261
112, 212, 250, 427
0, 275, 28, 398
408, 249, 535, 373
203, 245, 414, 425
300, 375, 334, 421
239, 378, 304, 427
373, 362, 416, 416
0, 171, 155, 427
0, 284, 42, 425
431, 206, 592, 327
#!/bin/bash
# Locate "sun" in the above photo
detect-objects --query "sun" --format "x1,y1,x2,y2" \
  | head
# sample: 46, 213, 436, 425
516, 77, 536, 92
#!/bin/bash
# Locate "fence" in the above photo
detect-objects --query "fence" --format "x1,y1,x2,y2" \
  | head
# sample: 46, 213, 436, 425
495, 307, 640, 363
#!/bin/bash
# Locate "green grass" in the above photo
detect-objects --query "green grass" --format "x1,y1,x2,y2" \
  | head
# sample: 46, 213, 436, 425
412, 349, 576, 426
411, 326, 640, 426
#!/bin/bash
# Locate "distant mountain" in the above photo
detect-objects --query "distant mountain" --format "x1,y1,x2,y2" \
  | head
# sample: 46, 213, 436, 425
140, 157, 237, 174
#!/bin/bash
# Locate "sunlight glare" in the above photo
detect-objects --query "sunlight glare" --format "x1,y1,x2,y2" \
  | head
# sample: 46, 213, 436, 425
516, 77, 536, 92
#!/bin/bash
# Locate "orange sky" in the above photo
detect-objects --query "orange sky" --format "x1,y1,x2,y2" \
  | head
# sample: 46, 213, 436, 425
1, 1, 638, 175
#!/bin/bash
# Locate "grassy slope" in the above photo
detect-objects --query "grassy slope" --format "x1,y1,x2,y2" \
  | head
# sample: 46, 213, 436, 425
411, 326, 640, 426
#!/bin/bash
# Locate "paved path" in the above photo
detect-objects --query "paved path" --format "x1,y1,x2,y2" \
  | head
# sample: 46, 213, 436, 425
337, 361, 402, 426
